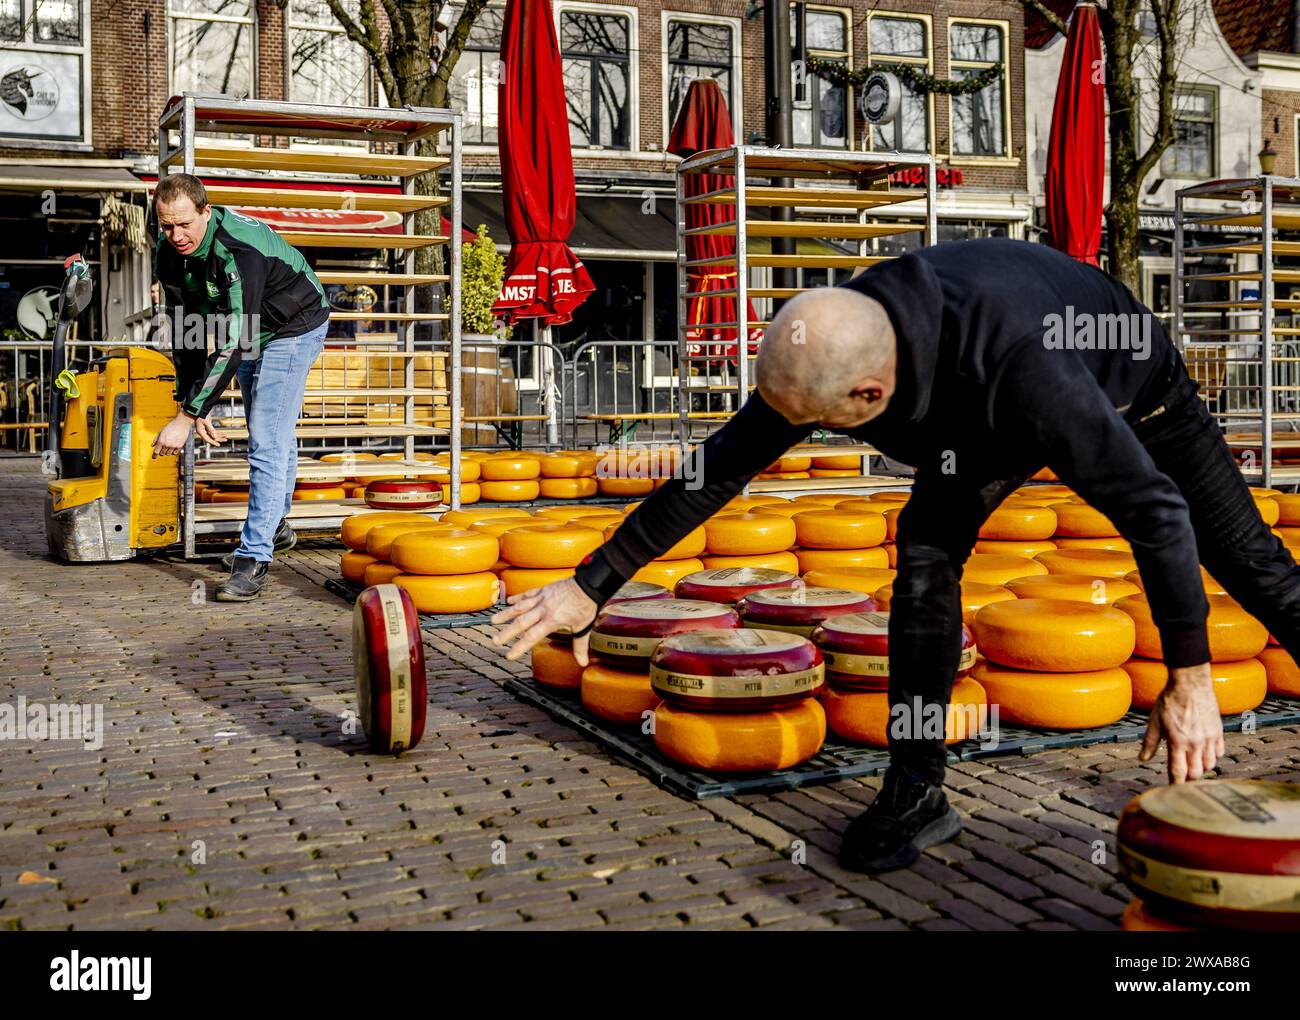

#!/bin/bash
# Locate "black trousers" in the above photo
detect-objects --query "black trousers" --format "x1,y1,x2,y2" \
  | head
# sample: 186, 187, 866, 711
890, 360, 1300, 784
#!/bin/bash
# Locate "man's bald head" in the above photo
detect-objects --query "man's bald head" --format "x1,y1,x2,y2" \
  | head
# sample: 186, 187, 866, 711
756, 287, 898, 429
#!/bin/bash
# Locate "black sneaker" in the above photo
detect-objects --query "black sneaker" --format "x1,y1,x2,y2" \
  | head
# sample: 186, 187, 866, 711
221, 518, 296, 570
838, 766, 962, 873
215, 556, 270, 602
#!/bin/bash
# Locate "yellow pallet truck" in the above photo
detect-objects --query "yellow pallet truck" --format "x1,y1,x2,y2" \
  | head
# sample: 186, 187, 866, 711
44, 256, 180, 562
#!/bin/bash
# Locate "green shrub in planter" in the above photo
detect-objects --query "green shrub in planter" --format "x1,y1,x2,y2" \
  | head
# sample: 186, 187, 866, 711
461, 225, 511, 338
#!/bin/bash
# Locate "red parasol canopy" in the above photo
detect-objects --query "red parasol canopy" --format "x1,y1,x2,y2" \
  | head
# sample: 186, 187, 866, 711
492, 0, 593, 325
1045, 3, 1105, 266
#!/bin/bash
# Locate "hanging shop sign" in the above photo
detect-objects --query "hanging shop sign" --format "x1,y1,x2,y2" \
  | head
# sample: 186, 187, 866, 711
0, 49, 84, 142
859, 72, 901, 127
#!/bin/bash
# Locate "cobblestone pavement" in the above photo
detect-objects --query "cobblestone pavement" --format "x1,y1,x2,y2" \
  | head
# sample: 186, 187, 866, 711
2, 457, 1299, 931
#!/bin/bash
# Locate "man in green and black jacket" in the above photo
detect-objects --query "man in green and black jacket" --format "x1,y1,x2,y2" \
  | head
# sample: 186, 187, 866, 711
152, 173, 330, 600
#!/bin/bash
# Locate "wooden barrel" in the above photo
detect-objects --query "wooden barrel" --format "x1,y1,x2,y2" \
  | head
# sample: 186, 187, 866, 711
461, 339, 518, 445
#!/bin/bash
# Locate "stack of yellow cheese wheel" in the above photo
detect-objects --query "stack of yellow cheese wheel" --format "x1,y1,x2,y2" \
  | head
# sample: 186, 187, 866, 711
537, 450, 599, 500
595, 445, 680, 498
702, 512, 799, 573
339, 510, 443, 586
971, 598, 1135, 729
974, 500, 1059, 559
755, 453, 813, 481
1047, 499, 1132, 552
388, 527, 502, 613
497, 522, 605, 597
873, 579, 1016, 626
479, 452, 542, 502
789, 507, 889, 575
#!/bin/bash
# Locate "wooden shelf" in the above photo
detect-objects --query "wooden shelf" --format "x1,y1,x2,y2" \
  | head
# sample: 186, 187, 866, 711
277, 230, 446, 249
1178, 271, 1300, 283
1182, 241, 1300, 256
748, 476, 901, 494
168, 144, 447, 178
686, 185, 907, 210
1186, 210, 1300, 230
686, 254, 890, 270
202, 185, 446, 213
686, 220, 919, 240
195, 459, 447, 483
316, 272, 449, 286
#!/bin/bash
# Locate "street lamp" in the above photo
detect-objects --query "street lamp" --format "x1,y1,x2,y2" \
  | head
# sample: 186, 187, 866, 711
1259, 141, 1278, 175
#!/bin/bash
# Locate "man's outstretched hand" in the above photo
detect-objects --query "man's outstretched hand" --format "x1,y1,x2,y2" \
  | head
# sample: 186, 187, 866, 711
1140, 662, 1225, 783
491, 577, 599, 664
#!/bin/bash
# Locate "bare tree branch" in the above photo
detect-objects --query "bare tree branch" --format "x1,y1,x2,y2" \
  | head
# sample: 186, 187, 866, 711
322, 0, 383, 63
430, 0, 491, 105
1019, 0, 1069, 39
1135, 0, 1180, 181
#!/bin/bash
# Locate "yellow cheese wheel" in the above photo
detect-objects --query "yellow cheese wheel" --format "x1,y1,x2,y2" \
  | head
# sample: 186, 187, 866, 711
1252, 486, 1285, 498
722, 495, 789, 512
364, 561, 404, 587
395, 571, 500, 613
1018, 484, 1075, 498
1036, 548, 1137, 578
1051, 500, 1120, 537
539, 452, 598, 478
865, 491, 912, 505
978, 504, 1058, 541
450, 460, 483, 483
378, 451, 439, 462
1274, 526, 1300, 549
480, 479, 541, 502
1116, 593, 1269, 662
632, 558, 707, 587
703, 513, 796, 556
874, 580, 1016, 626
500, 566, 575, 597
962, 553, 1048, 586
1123, 567, 1228, 597
884, 507, 902, 541
598, 476, 655, 498
769, 454, 813, 473
440, 507, 531, 527
1255, 496, 1281, 527
802, 566, 896, 595
759, 471, 812, 480
809, 468, 861, 478
974, 539, 1058, 558
971, 661, 1132, 729
341, 510, 436, 550
456, 482, 483, 504
1259, 647, 1300, 696
1274, 493, 1300, 526
811, 454, 862, 470
581, 662, 660, 726
292, 485, 348, 501
1122, 656, 1267, 715
365, 520, 453, 560
794, 546, 891, 573
884, 543, 898, 567
792, 493, 853, 506
1005, 572, 1141, 606
531, 639, 584, 690
319, 451, 380, 462
653, 699, 827, 772
469, 518, 538, 538
489, 558, 510, 574
701, 552, 801, 574
539, 477, 599, 500
792, 509, 887, 549
390, 529, 499, 576
480, 455, 541, 481
749, 502, 825, 519
821, 675, 987, 747
500, 523, 604, 569
973, 598, 1136, 671
1052, 536, 1132, 551
340, 551, 377, 584
207, 490, 248, 504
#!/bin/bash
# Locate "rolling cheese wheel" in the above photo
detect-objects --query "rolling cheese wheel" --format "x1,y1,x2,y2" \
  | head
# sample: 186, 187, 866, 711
590, 598, 741, 666
801, 566, 896, 596
632, 558, 706, 588
342, 511, 436, 550
1115, 593, 1269, 662
674, 567, 798, 604
820, 675, 987, 747
811, 611, 977, 691
1122, 656, 1267, 715
653, 698, 826, 773
962, 553, 1048, 586
364, 562, 404, 587
500, 523, 604, 569
481, 479, 541, 502
704, 513, 796, 556
598, 476, 655, 497
539, 477, 598, 500
873, 580, 1016, 626
737, 586, 879, 636
792, 510, 887, 549
1052, 536, 1132, 551
1051, 500, 1120, 537
353, 584, 427, 754
971, 661, 1132, 729
440, 507, 531, 526
1274, 493, 1300, 526
394, 571, 499, 613
1117, 780, 1300, 930
978, 504, 1058, 541
1121, 898, 1200, 932
390, 529, 499, 576
794, 546, 891, 573
480, 455, 541, 481
531, 639, 584, 690
973, 539, 1058, 558
1036, 548, 1138, 578
365, 520, 452, 560
811, 453, 861, 470
1255, 496, 1281, 527
540, 452, 598, 478
340, 551, 377, 584
500, 567, 575, 597
650, 629, 824, 710
1004, 572, 1141, 606
1259, 647, 1300, 696
293, 486, 348, 501
363, 479, 443, 510
974, 598, 1135, 671
701, 552, 801, 574
581, 662, 661, 726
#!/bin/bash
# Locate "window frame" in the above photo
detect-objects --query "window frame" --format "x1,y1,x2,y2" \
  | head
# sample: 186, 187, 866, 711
444, 2, 508, 148
792, 2, 853, 151
661, 11, 742, 148
946, 16, 1012, 163
284, 0, 374, 122
0, 0, 92, 149
863, 10, 934, 156
555, 0, 639, 155
167, 0, 259, 105
1160, 84, 1217, 181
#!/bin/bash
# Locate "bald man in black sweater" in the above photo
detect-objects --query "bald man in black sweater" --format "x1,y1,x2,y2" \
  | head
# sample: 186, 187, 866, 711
494, 238, 1297, 873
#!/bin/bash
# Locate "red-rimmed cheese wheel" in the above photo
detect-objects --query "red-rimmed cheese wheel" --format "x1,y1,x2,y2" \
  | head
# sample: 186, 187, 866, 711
531, 639, 584, 690
652, 698, 826, 773
737, 586, 879, 636
1121, 656, 1267, 715
649, 629, 825, 711
820, 675, 987, 747
362, 479, 443, 511
353, 583, 427, 754
811, 611, 976, 690
589, 598, 742, 667
673, 567, 798, 604
581, 662, 661, 726
1117, 780, 1300, 930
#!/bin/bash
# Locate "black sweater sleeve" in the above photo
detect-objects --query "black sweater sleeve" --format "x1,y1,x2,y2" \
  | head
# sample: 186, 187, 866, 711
571, 391, 812, 605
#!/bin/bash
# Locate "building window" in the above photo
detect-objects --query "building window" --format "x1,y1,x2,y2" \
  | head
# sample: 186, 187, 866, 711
866, 14, 929, 153
791, 6, 849, 149
949, 21, 1006, 157
561, 9, 631, 150
448, 5, 504, 145
288, 0, 370, 108
666, 19, 734, 133
0, 0, 89, 143
169, 0, 255, 100
1162, 87, 1216, 178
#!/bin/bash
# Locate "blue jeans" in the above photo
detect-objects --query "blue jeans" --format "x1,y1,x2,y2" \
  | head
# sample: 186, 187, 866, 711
233, 321, 327, 562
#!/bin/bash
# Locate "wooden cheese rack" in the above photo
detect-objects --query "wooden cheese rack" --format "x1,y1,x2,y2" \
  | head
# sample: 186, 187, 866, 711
157, 95, 463, 553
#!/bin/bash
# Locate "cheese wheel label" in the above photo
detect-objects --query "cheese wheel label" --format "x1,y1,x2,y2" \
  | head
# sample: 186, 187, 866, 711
604, 599, 735, 620
686, 567, 793, 586
663, 629, 805, 654
745, 587, 866, 607
822, 611, 890, 635
651, 664, 824, 700
1120, 845, 1300, 913
590, 632, 663, 657
1138, 781, 1300, 840
381, 590, 413, 752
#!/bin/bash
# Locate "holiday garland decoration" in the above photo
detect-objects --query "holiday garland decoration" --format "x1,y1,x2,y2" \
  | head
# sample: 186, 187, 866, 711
806, 56, 1002, 95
